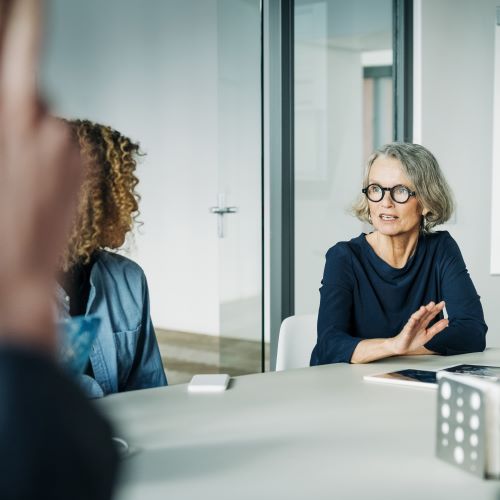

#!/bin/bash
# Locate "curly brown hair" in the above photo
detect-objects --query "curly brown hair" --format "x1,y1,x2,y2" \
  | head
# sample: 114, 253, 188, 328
62, 119, 141, 271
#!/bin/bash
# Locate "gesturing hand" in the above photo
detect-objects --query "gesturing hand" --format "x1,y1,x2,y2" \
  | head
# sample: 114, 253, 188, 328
0, 0, 82, 352
390, 301, 448, 356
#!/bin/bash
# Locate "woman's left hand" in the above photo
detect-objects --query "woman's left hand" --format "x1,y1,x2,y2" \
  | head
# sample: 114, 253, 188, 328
390, 301, 448, 356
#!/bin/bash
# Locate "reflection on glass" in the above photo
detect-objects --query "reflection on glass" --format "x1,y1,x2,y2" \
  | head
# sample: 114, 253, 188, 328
294, 0, 393, 315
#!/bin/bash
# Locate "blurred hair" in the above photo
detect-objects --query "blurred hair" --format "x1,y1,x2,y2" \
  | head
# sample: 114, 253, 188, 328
62, 119, 141, 270
352, 142, 455, 232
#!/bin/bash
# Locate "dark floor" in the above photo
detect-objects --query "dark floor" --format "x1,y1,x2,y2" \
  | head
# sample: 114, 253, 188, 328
156, 329, 270, 385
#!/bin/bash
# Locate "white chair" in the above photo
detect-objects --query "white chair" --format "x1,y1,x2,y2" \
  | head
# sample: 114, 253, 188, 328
275, 314, 317, 371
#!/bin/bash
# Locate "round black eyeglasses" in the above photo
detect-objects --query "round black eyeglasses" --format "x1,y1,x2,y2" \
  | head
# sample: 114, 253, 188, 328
362, 184, 416, 204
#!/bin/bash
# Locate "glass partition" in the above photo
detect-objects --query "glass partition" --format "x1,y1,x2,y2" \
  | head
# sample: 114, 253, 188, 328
294, 0, 393, 315
42, 0, 264, 384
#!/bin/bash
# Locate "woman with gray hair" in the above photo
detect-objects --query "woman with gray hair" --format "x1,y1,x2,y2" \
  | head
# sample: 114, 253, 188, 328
310, 142, 487, 365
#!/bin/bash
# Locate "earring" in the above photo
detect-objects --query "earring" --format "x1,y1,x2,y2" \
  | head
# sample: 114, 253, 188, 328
368, 213, 372, 224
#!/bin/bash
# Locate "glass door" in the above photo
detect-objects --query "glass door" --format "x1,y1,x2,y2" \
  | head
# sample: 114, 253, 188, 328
293, 0, 394, 316
42, 0, 264, 384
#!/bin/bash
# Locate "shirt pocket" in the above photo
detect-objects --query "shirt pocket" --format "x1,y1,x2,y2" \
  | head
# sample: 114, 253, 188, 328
113, 324, 141, 389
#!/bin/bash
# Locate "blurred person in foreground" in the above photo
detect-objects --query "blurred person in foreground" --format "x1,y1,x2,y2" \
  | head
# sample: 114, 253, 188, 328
0, 0, 118, 499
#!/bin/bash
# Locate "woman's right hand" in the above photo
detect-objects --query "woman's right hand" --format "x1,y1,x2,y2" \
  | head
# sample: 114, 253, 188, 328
389, 301, 448, 356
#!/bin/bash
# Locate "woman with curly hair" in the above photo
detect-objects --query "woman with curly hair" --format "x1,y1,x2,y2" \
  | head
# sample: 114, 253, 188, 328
58, 119, 167, 397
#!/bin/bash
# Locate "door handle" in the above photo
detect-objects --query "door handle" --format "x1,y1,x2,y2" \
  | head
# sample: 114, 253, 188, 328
210, 206, 238, 215
210, 195, 238, 238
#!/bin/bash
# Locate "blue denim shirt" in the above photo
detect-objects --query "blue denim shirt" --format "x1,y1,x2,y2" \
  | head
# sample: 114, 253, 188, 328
58, 251, 167, 397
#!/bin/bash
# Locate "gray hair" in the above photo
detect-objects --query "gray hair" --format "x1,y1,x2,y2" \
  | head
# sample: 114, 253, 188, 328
352, 142, 455, 232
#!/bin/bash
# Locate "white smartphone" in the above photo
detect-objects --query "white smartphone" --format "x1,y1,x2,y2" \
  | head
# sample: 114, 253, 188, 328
188, 374, 230, 393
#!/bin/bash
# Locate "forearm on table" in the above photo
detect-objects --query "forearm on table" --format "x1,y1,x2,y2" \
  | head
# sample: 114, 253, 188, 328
351, 340, 437, 363
406, 346, 436, 356
351, 338, 395, 364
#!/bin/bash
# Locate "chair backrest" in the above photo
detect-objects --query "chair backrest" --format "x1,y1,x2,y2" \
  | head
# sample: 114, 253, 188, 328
275, 314, 317, 371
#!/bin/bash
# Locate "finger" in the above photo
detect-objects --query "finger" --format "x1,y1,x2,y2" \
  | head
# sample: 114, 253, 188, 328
415, 301, 443, 329
419, 301, 446, 330
431, 300, 445, 312
408, 304, 435, 332
419, 301, 436, 323
0, 0, 41, 123
410, 305, 428, 322
403, 301, 445, 336
425, 318, 449, 340
402, 313, 424, 338
403, 306, 428, 335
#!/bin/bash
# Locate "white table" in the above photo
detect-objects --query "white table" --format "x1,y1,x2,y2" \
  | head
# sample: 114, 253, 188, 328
99, 349, 500, 500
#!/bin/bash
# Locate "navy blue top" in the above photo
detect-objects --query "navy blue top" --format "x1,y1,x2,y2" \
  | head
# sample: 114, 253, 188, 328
310, 231, 487, 365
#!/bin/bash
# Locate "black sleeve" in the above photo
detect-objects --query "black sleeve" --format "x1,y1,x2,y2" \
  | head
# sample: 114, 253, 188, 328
425, 234, 487, 355
310, 244, 363, 365
0, 345, 119, 500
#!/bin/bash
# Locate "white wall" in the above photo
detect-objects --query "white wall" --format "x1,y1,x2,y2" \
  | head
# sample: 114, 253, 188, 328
416, 0, 500, 346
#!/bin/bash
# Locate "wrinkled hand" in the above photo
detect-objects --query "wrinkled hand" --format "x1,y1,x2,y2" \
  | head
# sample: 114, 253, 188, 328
0, 0, 81, 352
390, 301, 448, 356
